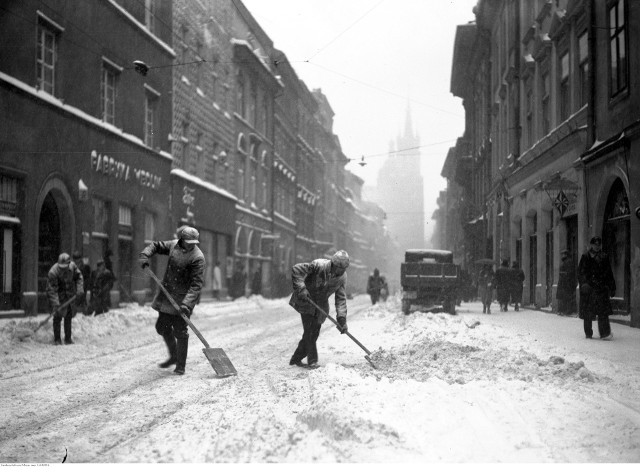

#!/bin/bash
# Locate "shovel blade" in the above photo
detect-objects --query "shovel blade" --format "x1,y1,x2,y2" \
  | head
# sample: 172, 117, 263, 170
203, 347, 237, 377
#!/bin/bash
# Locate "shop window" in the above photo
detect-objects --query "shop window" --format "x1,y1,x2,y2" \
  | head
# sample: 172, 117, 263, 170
0, 175, 18, 216
36, 13, 62, 95
92, 198, 110, 234
144, 212, 156, 243
609, 0, 628, 97
118, 204, 132, 228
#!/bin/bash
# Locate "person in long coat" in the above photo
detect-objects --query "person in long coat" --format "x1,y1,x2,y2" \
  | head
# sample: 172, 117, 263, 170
494, 259, 512, 312
47, 253, 84, 345
556, 250, 577, 316
578, 236, 615, 340
139, 226, 205, 375
90, 259, 115, 316
288, 250, 350, 369
477, 264, 494, 314
366, 268, 384, 305
510, 261, 525, 311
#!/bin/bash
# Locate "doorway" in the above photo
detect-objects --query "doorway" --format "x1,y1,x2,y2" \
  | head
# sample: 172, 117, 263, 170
0, 225, 20, 309
38, 193, 61, 310
602, 179, 630, 313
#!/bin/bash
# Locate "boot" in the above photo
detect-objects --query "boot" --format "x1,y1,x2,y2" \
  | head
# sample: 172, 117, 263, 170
174, 338, 188, 375
159, 334, 177, 368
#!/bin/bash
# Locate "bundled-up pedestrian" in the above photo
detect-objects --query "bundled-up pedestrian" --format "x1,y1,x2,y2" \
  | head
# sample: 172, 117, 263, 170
510, 261, 525, 311
46, 252, 84, 345
578, 236, 615, 340
72, 251, 91, 315
90, 259, 115, 316
556, 250, 577, 316
494, 259, 512, 312
477, 264, 494, 314
139, 226, 205, 375
366, 268, 385, 305
288, 250, 350, 369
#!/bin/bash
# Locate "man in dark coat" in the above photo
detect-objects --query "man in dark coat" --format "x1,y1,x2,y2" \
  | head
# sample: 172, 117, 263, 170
47, 252, 84, 345
288, 250, 350, 369
90, 259, 115, 316
366, 268, 384, 305
510, 261, 525, 311
72, 251, 91, 315
578, 236, 615, 340
139, 226, 205, 375
494, 259, 512, 312
556, 249, 577, 316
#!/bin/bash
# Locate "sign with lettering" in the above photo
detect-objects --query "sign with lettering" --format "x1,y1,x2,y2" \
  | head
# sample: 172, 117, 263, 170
90, 150, 162, 190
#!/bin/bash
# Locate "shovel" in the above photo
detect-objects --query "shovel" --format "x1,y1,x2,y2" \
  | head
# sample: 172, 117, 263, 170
307, 298, 378, 369
145, 268, 237, 377
33, 295, 78, 333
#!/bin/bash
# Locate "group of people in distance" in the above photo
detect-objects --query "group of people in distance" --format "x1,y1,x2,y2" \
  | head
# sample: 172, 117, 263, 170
476, 260, 525, 314
473, 235, 615, 341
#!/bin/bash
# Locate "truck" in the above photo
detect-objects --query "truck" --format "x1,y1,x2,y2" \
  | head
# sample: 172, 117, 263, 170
400, 249, 460, 315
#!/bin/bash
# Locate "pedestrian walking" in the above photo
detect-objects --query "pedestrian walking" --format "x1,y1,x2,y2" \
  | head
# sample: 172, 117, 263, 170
288, 250, 350, 369
72, 250, 91, 315
212, 260, 222, 300
578, 236, 616, 340
46, 252, 84, 345
230, 262, 246, 300
90, 259, 115, 316
138, 225, 205, 375
510, 261, 525, 311
251, 265, 262, 296
494, 259, 511, 312
556, 250, 577, 316
366, 268, 384, 305
477, 264, 494, 314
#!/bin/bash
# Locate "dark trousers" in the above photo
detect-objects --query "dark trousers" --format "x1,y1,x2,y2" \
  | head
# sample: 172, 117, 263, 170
291, 313, 322, 365
53, 313, 73, 341
583, 311, 611, 338
155, 312, 189, 340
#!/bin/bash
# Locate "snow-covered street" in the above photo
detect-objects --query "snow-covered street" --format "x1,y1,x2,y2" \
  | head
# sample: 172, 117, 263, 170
1, 294, 640, 463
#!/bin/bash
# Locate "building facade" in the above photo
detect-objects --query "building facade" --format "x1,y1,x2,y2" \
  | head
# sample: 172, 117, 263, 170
446, 0, 640, 328
0, 0, 175, 312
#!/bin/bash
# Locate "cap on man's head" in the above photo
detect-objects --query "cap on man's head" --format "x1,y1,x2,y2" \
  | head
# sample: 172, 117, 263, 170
96, 259, 105, 267
331, 250, 350, 268
590, 236, 602, 245
178, 225, 200, 244
58, 253, 71, 268
561, 249, 570, 256
72, 250, 82, 260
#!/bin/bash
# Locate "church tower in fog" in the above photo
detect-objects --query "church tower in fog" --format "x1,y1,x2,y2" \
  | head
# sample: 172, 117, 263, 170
374, 105, 425, 253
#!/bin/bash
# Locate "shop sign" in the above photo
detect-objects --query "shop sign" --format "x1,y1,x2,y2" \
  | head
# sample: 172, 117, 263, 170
90, 150, 162, 190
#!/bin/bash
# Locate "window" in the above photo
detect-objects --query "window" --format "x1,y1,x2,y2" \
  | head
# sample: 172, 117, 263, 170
559, 51, 570, 121
237, 71, 246, 116
609, 0, 627, 97
92, 198, 110, 234
36, 19, 59, 95
0, 174, 18, 216
144, 212, 156, 243
182, 121, 190, 168
101, 61, 119, 124
525, 79, 534, 146
541, 69, 550, 134
144, 88, 158, 147
144, 0, 156, 34
578, 31, 589, 107
250, 143, 258, 205
260, 150, 268, 208
118, 205, 132, 227
250, 82, 257, 127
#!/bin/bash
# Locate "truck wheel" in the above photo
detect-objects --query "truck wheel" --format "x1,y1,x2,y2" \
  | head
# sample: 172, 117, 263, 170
401, 300, 411, 314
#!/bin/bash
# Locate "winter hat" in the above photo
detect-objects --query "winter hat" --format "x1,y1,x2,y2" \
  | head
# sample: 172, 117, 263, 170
58, 252, 71, 268
178, 225, 200, 244
590, 236, 602, 245
72, 250, 82, 260
331, 250, 350, 269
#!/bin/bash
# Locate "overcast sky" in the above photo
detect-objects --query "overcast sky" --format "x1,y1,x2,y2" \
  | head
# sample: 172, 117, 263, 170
243, 0, 477, 222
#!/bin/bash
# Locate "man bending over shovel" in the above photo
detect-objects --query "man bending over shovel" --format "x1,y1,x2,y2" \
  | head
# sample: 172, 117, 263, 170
139, 226, 205, 375
288, 250, 350, 369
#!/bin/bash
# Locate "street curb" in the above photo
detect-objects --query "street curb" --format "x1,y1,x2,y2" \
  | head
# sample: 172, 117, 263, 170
521, 305, 632, 327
